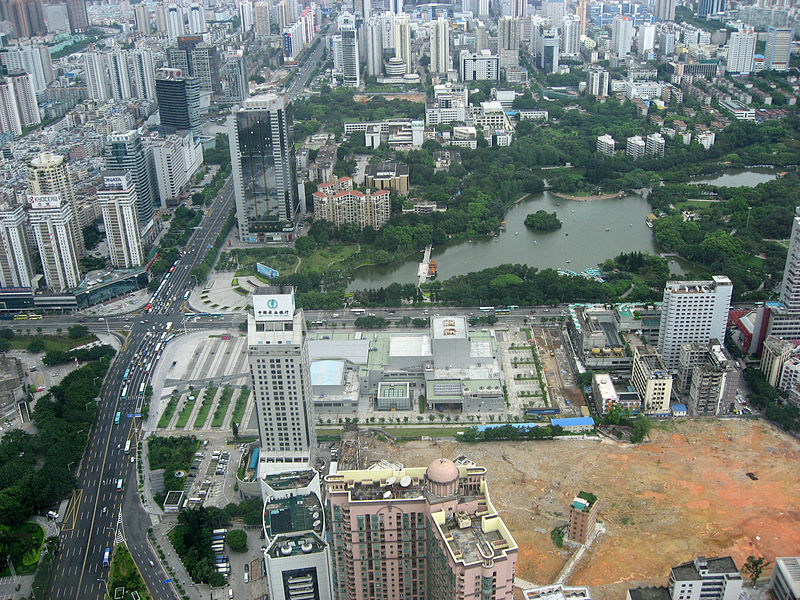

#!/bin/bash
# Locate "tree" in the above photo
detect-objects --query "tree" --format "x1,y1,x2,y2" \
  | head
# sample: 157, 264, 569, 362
67, 325, 89, 339
28, 338, 45, 353
742, 556, 769, 587
225, 529, 248, 552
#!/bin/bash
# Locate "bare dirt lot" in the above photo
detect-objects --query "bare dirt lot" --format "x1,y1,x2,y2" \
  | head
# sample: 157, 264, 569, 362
359, 419, 800, 599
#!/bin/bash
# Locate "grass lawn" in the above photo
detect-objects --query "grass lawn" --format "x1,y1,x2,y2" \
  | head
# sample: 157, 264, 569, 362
230, 388, 249, 426
193, 387, 217, 428
741, 254, 766, 267
175, 395, 196, 428
675, 199, 717, 209
301, 244, 359, 272
211, 387, 234, 427
6, 334, 97, 352
107, 544, 152, 600
0, 521, 45, 576
157, 395, 179, 428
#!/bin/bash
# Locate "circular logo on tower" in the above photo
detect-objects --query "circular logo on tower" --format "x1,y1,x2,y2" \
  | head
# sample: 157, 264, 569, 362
267, 299, 278, 309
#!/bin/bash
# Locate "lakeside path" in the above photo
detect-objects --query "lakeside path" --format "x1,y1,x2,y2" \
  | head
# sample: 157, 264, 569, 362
552, 190, 626, 201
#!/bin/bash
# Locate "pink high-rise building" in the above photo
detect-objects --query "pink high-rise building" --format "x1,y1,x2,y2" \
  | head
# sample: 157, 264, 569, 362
325, 458, 518, 600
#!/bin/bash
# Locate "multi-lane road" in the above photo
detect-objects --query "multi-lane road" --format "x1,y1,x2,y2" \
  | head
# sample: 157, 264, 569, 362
47, 180, 234, 600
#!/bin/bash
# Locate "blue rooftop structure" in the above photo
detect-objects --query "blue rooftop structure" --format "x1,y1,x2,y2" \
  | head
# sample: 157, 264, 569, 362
476, 422, 541, 432
310, 360, 345, 386
551, 416, 596, 428
248, 447, 260, 470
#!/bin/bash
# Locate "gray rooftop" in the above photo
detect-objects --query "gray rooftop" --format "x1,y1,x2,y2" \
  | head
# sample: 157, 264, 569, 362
629, 587, 671, 600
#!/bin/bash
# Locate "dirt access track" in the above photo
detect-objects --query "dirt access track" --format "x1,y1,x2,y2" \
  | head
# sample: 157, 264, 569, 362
360, 419, 800, 599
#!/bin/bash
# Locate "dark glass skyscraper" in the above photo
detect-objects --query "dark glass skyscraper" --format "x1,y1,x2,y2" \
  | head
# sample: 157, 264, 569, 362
155, 68, 201, 135
229, 94, 299, 242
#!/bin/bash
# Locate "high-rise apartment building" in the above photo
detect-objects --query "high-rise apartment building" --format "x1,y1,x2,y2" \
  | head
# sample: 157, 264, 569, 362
512, 0, 527, 18
130, 49, 156, 100
5, 0, 45, 38
84, 51, 109, 101
677, 340, 738, 416
697, 0, 725, 17
430, 17, 450, 74
568, 491, 598, 544
247, 286, 316, 463
168, 36, 221, 94
611, 15, 633, 57
28, 194, 82, 291
104, 129, 158, 228
657, 277, 733, 371
626, 135, 645, 159
0, 201, 32, 288
337, 13, 360, 87
229, 93, 299, 241
28, 152, 85, 253
596, 134, 615, 155
134, 3, 150, 33
631, 345, 673, 415
780, 206, 800, 312
1, 43, 53, 92
587, 68, 609, 97
765, 27, 792, 71
365, 16, 383, 76
561, 15, 581, 55
166, 5, 184, 42
188, 3, 206, 34
394, 14, 412, 73
146, 131, 203, 207
65, 0, 88, 32
638, 23, 656, 55
645, 132, 665, 157
240, 0, 254, 31
727, 28, 756, 75
156, 68, 202, 135
770, 557, 800, 600
254, 1, 271, 35
541, 0, 565, 25
499, 16, 520, 53
108, 50, 132, 100
312, 176, 390, 230
221, 51, 248, 104
0, 71, 40, 133
97, 171, 144, 269
325, 458, 518, 600
654, 0, 675, 21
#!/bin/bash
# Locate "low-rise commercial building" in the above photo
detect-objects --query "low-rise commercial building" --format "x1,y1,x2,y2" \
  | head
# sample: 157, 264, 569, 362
364, 161, 409, 193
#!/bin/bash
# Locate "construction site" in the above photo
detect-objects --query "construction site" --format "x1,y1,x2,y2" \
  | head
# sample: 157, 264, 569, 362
352, 418, 800, 600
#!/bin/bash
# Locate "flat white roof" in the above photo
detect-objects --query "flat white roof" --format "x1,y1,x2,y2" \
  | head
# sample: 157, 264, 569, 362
389, 335, 432, 358
432, 315, 468, 340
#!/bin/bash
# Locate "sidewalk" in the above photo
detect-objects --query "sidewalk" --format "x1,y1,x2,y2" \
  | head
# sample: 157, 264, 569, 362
150, 516, 207, 600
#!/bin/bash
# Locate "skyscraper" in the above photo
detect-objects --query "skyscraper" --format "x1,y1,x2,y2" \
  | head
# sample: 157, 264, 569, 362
166, 5, 184, 42
28, 152, 84, 254
254, 0, 271, 35
4, 71, 40, 130
765, 27, 792, 71
541, 0, 565, 25
697, 0, 724, 17
638, 23, 656, 56
247, 286, 316, 462
779, 206, 800, 312
240, 0, 254, 31
134, 3, 150, 33
394, 14, 411, 73
654, 0, 676, 21
537, 27, 560, 73
187, 2, 206, 34
229, 93, 299, 241
657, 277, 733, 371
98, 171, 144, 269
221, 51, 248, 104
325, 458, 518, 600
727, 28, 756, 75
611, 14, 633, 57
108, 50, 132, 100
365, 16, 383, 76
104, 129, 158, 228
511, 0, 527, 18
6, 0, 46, 38
430, 17, 450, 74
28, 194, 82, 291
65, 0, 88, 32
156, 68, 202, 135
0, 201, 33, 288
84, 51, 109, 101
130, 49, 156, 100
561, 15, 581, 55
337, 13, 360, 87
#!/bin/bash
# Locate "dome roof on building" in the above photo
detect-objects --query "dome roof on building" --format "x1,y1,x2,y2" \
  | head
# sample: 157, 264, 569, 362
426, 458, 459, 484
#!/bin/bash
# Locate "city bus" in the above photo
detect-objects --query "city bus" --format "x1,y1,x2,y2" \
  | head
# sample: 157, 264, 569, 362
479, 307, 494, 313
103, 548, 111, 567
114, 411, 121, 425
123, 369, 130, 381
13, 314, 27, 320
507, 305, 520, 310
124, 440, 131, 454
183, 291, 190, 301
27, 313, 42, 319
495, 308, 510, 315
138, 382, 145, 396
350, 308, 366, 315
184, 312, 196, 318
121, 385, 128, 400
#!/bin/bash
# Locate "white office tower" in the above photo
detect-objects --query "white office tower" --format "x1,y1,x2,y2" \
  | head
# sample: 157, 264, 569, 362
536, 27, 560, 73
254, 1, 271, 35
587, 67, 609, 96
240, 0, 255, 32
512, 0, 527, 18
84, 51, 109, 101
657, 277, 733, 371
337, 13, 360, 87
154, 4, 167, 33
0, 202, 33, 288
28, 194, 82, 292
248, 286, 316, 464
478, 0, 490, 17
28, 152, 85, 255
147, 132, 203, 206
779, 207, 800, 312
430, 17, 450, 74
655, 0, 675, 21
130, 49, 156, 100
541, 0, 565, 25
727, 28, 756, 75
108, 51, 132, 100
166, 5, 184, 42
765, 27, 791, 71
394, 14, 412, 73
188, 3, 206, 34
389, 0, 403, 14
380, 12, 396, 49
612, 14, 634, 57
98, 171, 144, 269
365, 16, 383, 76
561, 14, 580, 55
638, 23, 656, 56
134, 3, 150, 33
475, 20, 488, 51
